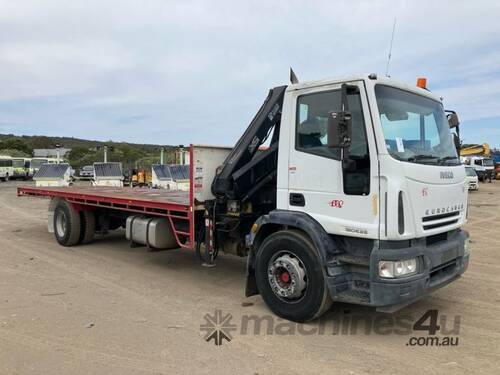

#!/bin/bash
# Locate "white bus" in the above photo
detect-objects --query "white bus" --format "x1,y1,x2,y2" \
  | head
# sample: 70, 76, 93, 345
11, 158, 31, 180
0, 156, 14, 182
29, 157, 60, 176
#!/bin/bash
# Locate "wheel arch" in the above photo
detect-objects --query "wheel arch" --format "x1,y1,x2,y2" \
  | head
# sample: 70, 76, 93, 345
245, 210, 338, 297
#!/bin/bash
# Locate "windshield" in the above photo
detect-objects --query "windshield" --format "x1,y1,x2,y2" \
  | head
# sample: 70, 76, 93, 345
375, 85, 459, 165
483, 158, 494, 167
465, 167, 477, 177
12, 159, 25, 168
31, 159, 47, 168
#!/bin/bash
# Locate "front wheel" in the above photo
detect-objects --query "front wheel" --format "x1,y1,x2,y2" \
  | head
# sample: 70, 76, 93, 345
255, 230, 332, 322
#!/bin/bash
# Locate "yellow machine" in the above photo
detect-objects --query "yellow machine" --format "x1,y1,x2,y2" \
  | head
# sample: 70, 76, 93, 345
460, 143, 490, 157
130, 168, 152, 187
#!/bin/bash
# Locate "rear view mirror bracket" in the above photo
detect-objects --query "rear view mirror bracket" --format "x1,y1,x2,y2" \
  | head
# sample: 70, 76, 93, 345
327, 84, 355, 150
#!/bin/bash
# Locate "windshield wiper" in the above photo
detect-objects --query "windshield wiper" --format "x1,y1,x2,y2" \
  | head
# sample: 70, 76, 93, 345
407, 154, 439, 163
438, 156, 459, 165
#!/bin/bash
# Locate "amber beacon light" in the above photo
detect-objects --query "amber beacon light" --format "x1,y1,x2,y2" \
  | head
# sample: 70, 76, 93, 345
416, 77, 427, 89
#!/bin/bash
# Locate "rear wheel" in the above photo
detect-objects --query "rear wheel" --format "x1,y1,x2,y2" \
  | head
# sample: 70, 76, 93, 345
255, 230, 332, 322
54, 200, 81, 246
79, 210, 96, 244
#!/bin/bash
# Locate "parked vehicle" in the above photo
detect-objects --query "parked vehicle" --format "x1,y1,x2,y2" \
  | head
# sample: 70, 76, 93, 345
465, 166, 479, 191
10, 158, 31, 180
29, 157, 60, 176
128, 168, 151, 187
462, 156, 494, 182
18, 74, 470, 322
0, 156, 14, 182
78, 165, 94, 179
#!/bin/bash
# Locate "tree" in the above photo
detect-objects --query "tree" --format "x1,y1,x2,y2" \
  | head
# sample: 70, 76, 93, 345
28, 136, 54, 149
67, 146, 90, 164
0, 149, 30, 158
118, 144, 146, 170
1, 138, 31, 154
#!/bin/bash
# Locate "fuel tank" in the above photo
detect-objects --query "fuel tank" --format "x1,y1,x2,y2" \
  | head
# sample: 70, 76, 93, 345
125, 216, 177, 249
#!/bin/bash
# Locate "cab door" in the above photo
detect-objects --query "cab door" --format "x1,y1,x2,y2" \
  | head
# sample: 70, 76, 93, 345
287, 81, 379, 239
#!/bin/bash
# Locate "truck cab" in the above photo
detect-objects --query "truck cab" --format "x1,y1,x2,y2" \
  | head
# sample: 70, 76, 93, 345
463, 156, 494, 181
278, 75, 467, 241
213, 74, 469, 321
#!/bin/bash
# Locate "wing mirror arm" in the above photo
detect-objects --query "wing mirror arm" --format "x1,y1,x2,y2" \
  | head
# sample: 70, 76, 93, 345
327, 84, 353, 152
446, 110, 461, 156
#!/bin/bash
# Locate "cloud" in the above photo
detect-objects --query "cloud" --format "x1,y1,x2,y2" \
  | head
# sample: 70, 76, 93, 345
0, 0, 499, 146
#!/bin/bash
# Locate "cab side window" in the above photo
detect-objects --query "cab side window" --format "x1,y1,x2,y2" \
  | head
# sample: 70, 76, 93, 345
295, 89, 370, 195
296, 90, 342, 160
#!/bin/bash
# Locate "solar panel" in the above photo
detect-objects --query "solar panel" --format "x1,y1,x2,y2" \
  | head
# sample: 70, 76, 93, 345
153, 164, 172, 180
182, 165, 190, 179
33, 163, 70, 179
93, 162, 123, 178
168, 164, 189, 180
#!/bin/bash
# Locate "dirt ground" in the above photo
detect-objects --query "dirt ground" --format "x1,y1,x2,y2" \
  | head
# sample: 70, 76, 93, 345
0, 180, 499, 375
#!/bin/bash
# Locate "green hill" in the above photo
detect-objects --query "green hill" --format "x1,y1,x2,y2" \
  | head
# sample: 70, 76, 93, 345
0, 133, 180, 170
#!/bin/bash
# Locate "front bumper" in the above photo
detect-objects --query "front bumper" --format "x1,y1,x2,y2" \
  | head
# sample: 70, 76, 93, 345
327, 230, 469, 308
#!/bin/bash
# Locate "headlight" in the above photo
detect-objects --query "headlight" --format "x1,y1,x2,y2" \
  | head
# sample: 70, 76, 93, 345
378, 258, 418, 278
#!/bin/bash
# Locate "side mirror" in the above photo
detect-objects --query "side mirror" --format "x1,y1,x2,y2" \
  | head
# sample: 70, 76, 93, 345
327, 110, 352, 148
446, 110, 461, 155
447, 111, 460, 129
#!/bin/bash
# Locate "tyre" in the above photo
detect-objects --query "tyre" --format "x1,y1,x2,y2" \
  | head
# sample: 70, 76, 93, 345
255, 230, 332, 322
79, 210, 96, 244
54, 200, 81, 246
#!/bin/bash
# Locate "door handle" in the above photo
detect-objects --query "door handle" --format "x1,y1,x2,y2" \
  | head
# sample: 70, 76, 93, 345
289, 193, 305, 207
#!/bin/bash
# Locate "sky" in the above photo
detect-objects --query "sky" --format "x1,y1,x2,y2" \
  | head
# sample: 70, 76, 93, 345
0, 0, 499, 147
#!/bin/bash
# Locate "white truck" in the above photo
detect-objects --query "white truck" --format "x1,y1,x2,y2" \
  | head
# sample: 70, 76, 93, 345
19, 74, 469, 322
465, 166, 479, 190
462, 155, 494, 182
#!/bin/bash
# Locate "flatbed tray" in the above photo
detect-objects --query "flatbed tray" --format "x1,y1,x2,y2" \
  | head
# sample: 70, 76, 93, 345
18, 186, 190, 213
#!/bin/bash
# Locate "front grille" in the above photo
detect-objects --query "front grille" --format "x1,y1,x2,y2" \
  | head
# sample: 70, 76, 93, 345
422, 211, 460, 222
422, 211, 460, 231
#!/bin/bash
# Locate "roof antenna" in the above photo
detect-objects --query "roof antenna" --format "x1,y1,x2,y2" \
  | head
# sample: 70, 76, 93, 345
385, 18, 397, 77
290, 67, 299, 84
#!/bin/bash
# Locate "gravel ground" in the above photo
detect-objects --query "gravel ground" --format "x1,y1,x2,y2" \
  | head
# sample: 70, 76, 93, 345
0, 180, 499, 374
